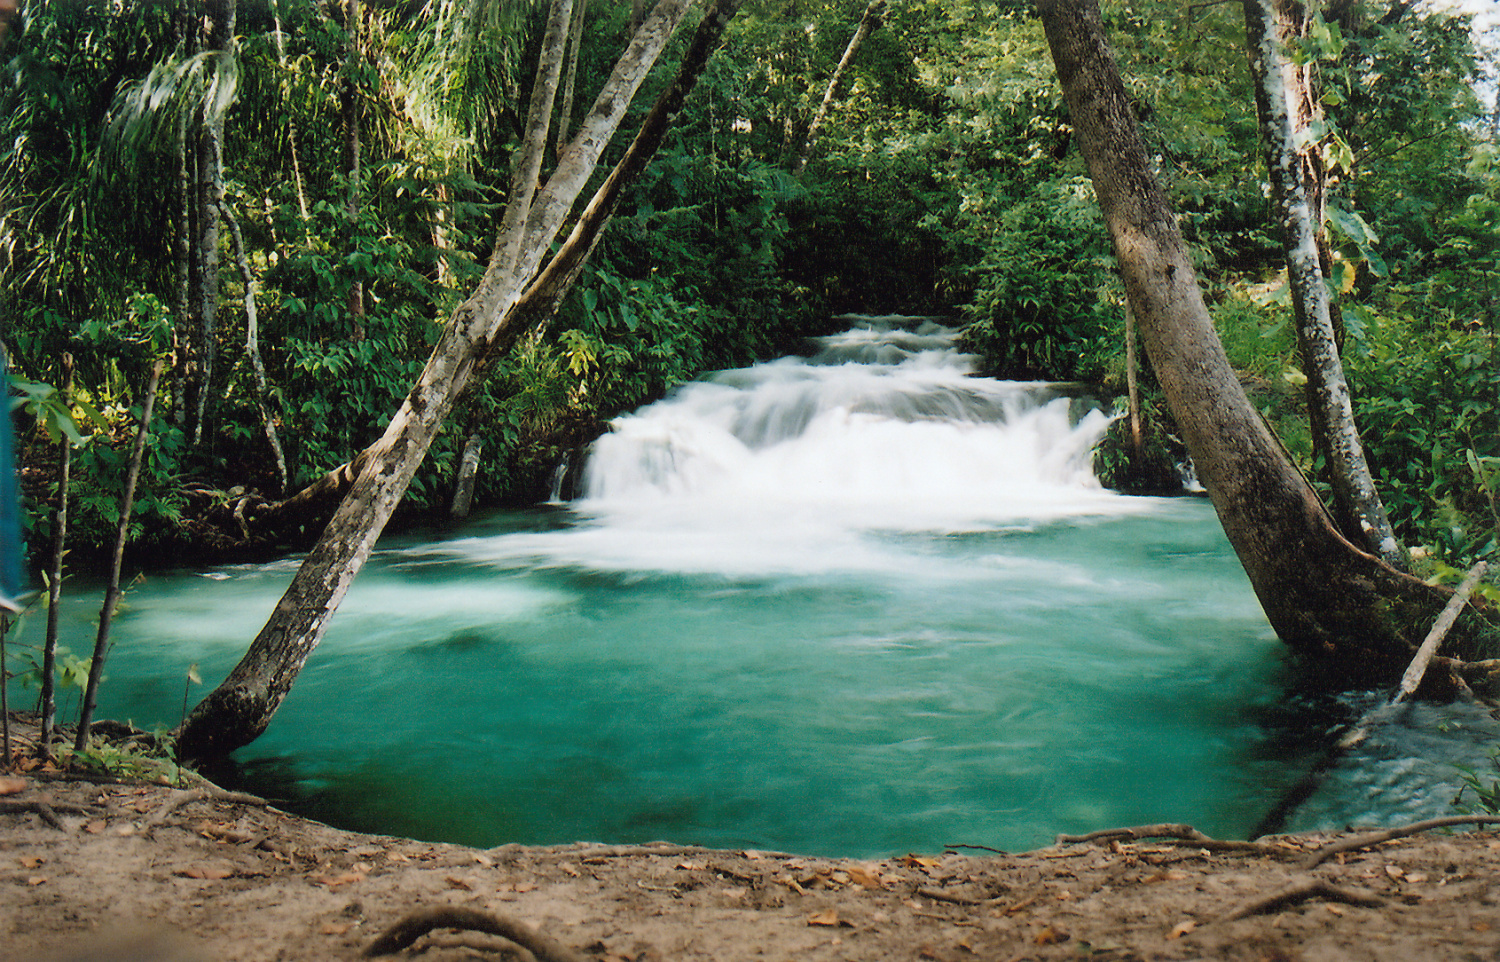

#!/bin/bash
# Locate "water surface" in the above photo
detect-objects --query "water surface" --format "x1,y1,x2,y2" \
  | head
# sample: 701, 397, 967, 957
12, 317, 1490, 856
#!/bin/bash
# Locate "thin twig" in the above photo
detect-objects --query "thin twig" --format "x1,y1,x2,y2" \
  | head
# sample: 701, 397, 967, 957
944, 842, 1008, 854
1220, 878, 1385, 922
363, 906, 587, 962
916, 886, 1004, 906
1302, 815, 1500, 868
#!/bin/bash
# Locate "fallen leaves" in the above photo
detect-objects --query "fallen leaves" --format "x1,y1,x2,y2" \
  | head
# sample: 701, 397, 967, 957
1033, 925, 1070, 945
18, 855, 45, 869
1166, 920, 1197, 940
312, 871, 366, 890
806, 909, 851, 928
0, 776, 28, 796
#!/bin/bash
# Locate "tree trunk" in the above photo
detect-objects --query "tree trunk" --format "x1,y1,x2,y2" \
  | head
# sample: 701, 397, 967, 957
1036, 0, 1453, 676
790, 0, 883, 176
1242, 0, 1403, 569
176, 0, 736, 760
222, 201, 289, 494
171, 5, 197, 430
271, 0, 310, 224
450, 433, 483, 521
343, 0, 366, 337
186, 0, 236, 446
556, 0, 591, 158
75, 361, 164, 751
39, 355, 74, 755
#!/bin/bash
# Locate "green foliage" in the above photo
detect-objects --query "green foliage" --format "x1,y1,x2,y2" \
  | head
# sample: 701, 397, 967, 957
1345, 306, 1500, 565
13, 645, 93, 695
957, 177, 1118, 380
1454, 749, 1500, 815
58, 732, 185, 784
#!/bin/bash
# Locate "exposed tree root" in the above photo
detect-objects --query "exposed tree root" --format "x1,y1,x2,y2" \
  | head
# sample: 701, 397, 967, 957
363, 906, 587, 961
1302, 815, 1500, 868
1055, 824, 1279, 854
0, 798, 82, 830
1220, 878, 1386, 922
145, 786, 270, 833
916, 886, 1005, 906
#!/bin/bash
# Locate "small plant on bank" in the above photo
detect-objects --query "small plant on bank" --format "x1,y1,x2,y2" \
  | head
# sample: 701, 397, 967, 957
1454, 750, 1500, 815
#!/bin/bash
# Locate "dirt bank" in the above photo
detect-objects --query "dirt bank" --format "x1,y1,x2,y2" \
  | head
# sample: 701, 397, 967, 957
3, 767, 1499, 962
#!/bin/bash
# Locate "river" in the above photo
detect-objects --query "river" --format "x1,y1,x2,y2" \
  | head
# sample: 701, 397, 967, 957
11, 315, 1497, 856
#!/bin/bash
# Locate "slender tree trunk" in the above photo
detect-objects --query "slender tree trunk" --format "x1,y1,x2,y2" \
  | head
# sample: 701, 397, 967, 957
39, 355, 74, 755
791, 0, 882, 176
1036, 0, 1452, 676
1124, 304, 1142, 462
343, 0, 366, 337
172, 6, 196, 429
1242, 0, 1403, 569
496, 0, 575, 277
450, 433, 483, 521
187, 0, 236, 445
75, 361, 164, 751
222, 202, 289, 494
556, 0, 591, 158
1, 615, 9, 769
271, 0, 310, 224
431, 181, 453, 288
177, 0, 735, 760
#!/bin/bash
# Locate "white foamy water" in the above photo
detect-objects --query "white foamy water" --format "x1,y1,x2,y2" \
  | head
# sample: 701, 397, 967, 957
438, 316, 1146, 576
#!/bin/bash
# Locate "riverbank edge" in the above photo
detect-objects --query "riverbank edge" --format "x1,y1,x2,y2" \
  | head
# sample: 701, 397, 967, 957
4, 760, 1498, 962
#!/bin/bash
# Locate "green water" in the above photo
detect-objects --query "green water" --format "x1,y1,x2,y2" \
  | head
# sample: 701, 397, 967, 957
11, 317, 1489, 856
17, 498, 1312, 856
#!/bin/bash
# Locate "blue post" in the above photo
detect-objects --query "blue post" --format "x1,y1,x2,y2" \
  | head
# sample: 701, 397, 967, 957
0, 346, 23, 612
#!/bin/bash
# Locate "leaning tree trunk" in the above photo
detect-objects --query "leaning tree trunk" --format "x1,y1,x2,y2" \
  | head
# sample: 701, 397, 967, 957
1242, 0, 1402, 569
1036, 0, 1457, 676
176, 0, 740, 760
790, 0, 883, 176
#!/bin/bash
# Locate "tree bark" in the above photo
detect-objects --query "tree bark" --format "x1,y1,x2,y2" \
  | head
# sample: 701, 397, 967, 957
791, 0, 883, 176
176, 0, 732, 760
270, 0, 310, 223
221, 201, 289, 494
1242, 0, 1403, 568
556, 0, 591, 158
39, 355, 74, 755
76, 361, 164, 751
342, 0, 366, 336
449, 433, 483, 521
1036, 0, 1452, 674
185, 0, 236, 445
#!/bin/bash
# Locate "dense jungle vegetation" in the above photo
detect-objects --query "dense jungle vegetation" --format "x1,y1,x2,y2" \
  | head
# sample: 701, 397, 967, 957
2, 0, 1497, 584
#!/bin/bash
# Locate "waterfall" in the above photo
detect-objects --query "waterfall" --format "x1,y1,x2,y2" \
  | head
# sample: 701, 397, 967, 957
535, 316, 1141, 576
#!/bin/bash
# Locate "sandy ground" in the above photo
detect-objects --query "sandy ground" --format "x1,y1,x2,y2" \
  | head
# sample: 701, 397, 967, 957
4, 762, 1500, 962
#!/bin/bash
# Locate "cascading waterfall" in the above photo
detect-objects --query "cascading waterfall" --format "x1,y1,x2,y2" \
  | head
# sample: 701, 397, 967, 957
473, 316, 1144, 578
583, 317, 1116, 521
